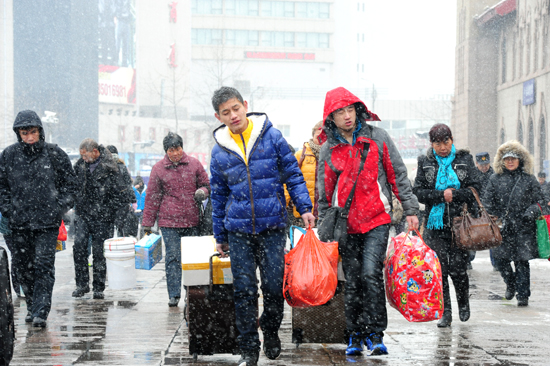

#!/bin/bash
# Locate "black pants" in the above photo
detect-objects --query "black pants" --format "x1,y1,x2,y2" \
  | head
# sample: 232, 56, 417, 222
494, 258, 530, 299
424, 229, 469, 313
339, 224, 390, 335
11, 228, 58, 320
74, 218, 113, 292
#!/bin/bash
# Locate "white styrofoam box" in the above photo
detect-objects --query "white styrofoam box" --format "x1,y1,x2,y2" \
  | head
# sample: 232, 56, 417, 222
181, 236, 232, 286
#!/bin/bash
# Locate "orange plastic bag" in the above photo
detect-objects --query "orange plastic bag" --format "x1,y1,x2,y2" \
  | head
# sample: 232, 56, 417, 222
58, 220, 67, 241
283, 226, 339, 307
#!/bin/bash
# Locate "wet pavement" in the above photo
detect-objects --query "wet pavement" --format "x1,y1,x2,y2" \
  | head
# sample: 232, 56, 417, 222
3, 238, 550, 365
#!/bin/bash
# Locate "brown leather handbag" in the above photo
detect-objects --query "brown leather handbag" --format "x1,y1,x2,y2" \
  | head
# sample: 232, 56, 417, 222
452, 187, 502, 251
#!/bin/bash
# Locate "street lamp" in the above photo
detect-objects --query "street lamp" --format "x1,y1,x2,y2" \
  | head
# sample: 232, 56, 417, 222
132, 140, 155, 175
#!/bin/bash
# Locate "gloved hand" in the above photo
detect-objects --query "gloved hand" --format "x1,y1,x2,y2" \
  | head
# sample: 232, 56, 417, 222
143, 226, 152, 236
194, 189, 207, 202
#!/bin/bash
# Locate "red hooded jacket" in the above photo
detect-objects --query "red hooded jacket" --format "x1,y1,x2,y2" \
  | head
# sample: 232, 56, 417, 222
317, 87, 418, 234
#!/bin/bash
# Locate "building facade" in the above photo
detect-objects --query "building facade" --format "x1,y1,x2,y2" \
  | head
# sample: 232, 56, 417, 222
453, 0, 550, 174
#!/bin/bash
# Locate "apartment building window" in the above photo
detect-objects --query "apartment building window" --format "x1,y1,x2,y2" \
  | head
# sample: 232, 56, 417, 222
192, 0, 223, 14
296, 2, 329, 19
278, 124, 290, 137
226, 0, 259, 16
501, 35, 507, 84
528, 118, 535, 155
224, 30, 259, 46
500, 128, 506, 145
519, 38, 524, 77
526, 24, 531, 75
261, 31, 294, 47
191, 29, 222, 45
295, 32, 329, 48
518, 120, 524, 143
261, 1, 294, 17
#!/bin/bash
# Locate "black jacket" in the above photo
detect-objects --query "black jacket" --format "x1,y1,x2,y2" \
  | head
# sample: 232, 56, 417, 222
478, 166, 494, 196
413, 147, 482, 232
482, 140, 545, 261
483, 170, 544, 261
74, 146, 126, 224
0, 111, 77, 230
540, 181, 550, 204
114, 158, 136, 204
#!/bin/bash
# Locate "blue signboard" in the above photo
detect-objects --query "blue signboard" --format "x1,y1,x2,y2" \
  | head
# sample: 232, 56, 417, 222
523, 79, 536, 105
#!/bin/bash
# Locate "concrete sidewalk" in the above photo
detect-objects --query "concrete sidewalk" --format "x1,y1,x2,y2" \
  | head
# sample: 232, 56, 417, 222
5, 239, 550, 365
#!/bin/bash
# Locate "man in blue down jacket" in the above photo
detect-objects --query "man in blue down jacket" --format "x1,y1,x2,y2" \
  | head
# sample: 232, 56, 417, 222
0, 110, 77, 327
210, 86, 315, 366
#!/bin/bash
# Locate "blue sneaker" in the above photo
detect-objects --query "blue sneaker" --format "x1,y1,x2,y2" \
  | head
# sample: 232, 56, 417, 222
346, 332, 364, 355
365, 332, 388, 355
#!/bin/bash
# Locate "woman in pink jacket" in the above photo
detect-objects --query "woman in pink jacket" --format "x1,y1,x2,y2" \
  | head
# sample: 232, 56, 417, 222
142, 132, 210, 307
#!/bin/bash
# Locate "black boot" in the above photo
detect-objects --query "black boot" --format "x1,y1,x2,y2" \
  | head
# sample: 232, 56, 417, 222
437, 311, 452, 328
456, 287, 470, 322
505, 284, 516, 300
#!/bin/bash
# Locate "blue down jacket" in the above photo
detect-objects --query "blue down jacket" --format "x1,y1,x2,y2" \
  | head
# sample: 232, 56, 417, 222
210, 113, 312, 244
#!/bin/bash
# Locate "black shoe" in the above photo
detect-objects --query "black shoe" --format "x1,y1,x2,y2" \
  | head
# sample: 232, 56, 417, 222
505, 285, 516, 300
263, 331, 281, 359
72, 286, 90, 298
467, 263, 473, 270
168, 297, 180, 307
32, 317, 46, 328
25, 311, 33, 323
437, 312, 452, 328
517, 297, 529, 307
237, 350, 259, 366
93, 291, 104, 299
459, 303, 470, 322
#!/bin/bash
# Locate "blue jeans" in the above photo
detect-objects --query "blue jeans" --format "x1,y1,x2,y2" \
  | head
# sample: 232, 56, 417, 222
11, 227, 58, 320
228, 229, 286, 352
161, 227, 198, 299
339, 224, 390, 335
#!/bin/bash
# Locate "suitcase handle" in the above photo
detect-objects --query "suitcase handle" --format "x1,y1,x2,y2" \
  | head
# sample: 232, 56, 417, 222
209, 251, 230, 293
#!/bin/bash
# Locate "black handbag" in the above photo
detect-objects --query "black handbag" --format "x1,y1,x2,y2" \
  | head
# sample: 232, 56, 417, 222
198, 197, 213, 236
318, 145, 368, 244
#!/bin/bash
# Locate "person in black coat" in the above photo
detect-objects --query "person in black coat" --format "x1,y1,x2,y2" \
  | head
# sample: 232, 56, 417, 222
482, 140, 545, 307
475, 152, 498, 270
0, 110, 77, 327
537, 172, 550, 205
106, 145, 137, 236
413, 124, 481, 328
72, 139, 126, 299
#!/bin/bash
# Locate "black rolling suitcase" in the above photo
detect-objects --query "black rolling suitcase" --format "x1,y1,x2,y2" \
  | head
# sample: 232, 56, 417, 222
0, 247, 15, 365
288, 227, 347, 347
291, 281, 347, 346
185, 253, 258, 361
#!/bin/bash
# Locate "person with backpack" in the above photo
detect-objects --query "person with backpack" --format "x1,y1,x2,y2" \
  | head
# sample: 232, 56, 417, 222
0, 110, 77, 327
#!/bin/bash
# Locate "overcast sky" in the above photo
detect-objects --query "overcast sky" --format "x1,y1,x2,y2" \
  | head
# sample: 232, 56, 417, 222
362, 1, 457, 100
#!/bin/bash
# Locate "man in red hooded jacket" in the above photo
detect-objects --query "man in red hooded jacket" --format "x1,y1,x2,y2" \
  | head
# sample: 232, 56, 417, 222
317, 87, 419, 356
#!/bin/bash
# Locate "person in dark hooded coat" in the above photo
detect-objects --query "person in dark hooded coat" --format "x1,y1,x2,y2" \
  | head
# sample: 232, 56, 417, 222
482, 140, 545, 307
0, 110, 77, 327
413, 124, 481, 328
72, 138, 127, 300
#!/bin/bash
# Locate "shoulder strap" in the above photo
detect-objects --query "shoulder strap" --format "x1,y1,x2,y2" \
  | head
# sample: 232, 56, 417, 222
297, 144, 307, 168
342, 143, 370, 216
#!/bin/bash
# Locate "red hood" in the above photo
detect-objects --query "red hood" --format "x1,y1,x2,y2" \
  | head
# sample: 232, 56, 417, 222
319, 87, 380, 144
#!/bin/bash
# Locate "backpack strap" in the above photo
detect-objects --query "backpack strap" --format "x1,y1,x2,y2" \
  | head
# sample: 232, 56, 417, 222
297, 144, 307, 169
